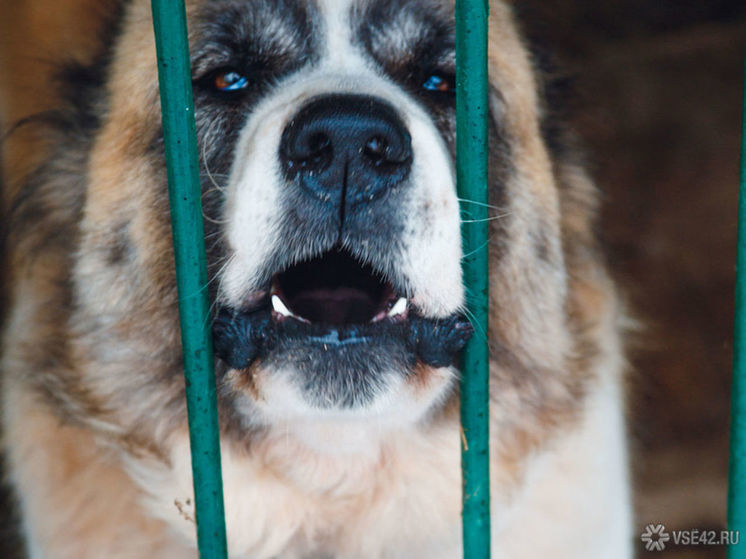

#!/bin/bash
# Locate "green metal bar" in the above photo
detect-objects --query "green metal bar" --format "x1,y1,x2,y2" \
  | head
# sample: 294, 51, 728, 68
728, 47, 746, 559
151, 1, 228, 557
456, 0, 491, 557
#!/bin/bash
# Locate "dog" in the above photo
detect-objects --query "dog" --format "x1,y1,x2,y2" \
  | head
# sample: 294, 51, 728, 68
1, 0, 632, 557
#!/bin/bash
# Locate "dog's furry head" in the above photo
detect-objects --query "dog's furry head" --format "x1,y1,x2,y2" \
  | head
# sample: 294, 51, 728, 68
3, 0, 623, 555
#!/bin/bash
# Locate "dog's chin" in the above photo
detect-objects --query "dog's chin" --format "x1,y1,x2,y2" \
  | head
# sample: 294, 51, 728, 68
213, 248, 472, 420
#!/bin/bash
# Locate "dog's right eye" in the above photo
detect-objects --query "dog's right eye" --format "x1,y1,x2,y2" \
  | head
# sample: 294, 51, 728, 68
422, 73, 455, 94
213, 69, 249, 92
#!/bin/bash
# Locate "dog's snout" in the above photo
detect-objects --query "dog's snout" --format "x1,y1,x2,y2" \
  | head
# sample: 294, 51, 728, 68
280, 94, 412, 205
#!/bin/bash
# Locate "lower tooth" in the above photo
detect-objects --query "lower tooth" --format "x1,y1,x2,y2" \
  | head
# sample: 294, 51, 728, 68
387, 297, 408, 317
271, 294, 293, 317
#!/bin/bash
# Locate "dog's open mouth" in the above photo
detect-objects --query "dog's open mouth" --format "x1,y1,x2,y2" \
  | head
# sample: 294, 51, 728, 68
213, 248, 472, 371
271, 249, 406, 325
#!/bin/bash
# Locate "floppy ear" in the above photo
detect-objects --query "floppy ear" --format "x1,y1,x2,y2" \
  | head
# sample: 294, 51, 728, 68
486, 2, 616, 347
484, 1, 571, 369
481, 3, 624, 493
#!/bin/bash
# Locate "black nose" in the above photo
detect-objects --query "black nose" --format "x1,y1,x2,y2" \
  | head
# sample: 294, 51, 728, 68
279, 94, 412, 206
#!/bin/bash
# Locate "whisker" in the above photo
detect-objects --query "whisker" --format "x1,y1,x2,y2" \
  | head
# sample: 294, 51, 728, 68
199, 120, 227, 194
203, 254, 238, 330
460, 239, 490, 261
206, 253, 234, 291
460, 290, 488, 342
212, 252, 240, 308
457, 197, 501, 211
202, 214, 230, 225
203, 230, 225, 241
460, 211, 512, 224
202, 186, 227, 199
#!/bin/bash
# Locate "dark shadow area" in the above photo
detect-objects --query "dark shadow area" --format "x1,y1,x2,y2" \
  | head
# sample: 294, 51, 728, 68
520, 3, 745, 558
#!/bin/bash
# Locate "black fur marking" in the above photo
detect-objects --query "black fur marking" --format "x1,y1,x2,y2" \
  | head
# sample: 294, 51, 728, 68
213, 306, 472, 407
354, 0, 455, 92
191, 0, 320, 99
354, 0, 457, 144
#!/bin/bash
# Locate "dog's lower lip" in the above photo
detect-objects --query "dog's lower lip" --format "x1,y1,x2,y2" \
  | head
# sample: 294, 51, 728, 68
212, 305, 473, 371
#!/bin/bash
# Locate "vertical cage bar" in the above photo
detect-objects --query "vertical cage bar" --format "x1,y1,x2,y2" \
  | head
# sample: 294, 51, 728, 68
151, 1, 228, 557
728, 48, 746, 559
456, 0, 492, 557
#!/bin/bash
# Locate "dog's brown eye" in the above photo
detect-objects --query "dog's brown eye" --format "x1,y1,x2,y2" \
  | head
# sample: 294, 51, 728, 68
214, 70, 248, 92
423, 74, 454, 93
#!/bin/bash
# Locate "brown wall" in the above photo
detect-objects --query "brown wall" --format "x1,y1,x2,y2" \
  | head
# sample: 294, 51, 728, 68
0, 0, 115, 189
520, 4, 746, 557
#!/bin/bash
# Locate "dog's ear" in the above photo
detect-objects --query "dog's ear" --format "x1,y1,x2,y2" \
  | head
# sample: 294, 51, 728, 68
486, 1, 544, 164
483, 1, 573, 368
484, 0, 612, 368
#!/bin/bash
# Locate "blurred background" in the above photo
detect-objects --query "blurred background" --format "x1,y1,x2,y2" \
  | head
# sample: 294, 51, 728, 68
518, 2, 746, 557
1, 1, 746, 557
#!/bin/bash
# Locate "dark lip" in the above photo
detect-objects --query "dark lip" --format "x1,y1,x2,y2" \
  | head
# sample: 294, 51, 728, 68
214, 246, 472, 371
212, 305, 473, 371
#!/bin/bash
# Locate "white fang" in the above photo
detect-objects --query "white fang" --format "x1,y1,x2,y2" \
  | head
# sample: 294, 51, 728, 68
388, 297, 408, 317
272, 294, 294, 317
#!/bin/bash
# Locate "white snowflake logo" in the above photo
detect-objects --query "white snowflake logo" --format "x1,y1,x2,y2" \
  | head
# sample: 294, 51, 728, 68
641, 524, 670, 551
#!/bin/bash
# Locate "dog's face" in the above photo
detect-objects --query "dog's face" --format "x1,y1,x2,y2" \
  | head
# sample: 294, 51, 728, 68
2, 0, 624, 553
73, 0, 482, 444
200, 0, 469, 427
46, 0, 585, 458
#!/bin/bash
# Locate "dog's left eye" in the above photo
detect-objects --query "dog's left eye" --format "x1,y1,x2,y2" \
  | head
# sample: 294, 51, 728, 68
213, 70, 249, 92
422, 73, 455, 94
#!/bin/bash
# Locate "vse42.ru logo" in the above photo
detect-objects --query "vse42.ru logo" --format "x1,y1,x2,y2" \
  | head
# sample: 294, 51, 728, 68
641, 524, 739, 552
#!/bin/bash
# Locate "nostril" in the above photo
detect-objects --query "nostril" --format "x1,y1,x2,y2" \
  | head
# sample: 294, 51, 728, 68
363, 136, 388, 162
307, 133, 331, 158
283, 130, 333, 175
298, 133, 332, 169
362, 132, 411, 167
